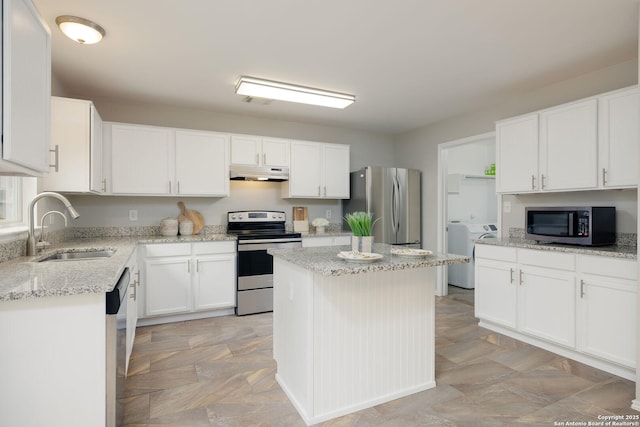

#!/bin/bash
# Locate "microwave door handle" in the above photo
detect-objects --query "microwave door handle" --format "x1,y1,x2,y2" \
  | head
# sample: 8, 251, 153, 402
568, 212, 574, 236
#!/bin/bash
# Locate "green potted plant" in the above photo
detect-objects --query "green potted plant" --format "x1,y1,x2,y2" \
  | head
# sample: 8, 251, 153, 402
344, 211, 378, 252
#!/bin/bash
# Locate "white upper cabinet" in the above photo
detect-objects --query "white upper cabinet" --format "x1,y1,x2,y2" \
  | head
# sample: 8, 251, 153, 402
598, 87, 639, 189
175, 130, 229, 196
107, 123, 229, 197
41, 97, 105, 193
496, 114, 539, 193
284, 141, 350, 199
230, 134, 289, 167
110, 123, 173, 195
539, 99, 598, 191
496, 85, 637, 194
0, 0, 51, 175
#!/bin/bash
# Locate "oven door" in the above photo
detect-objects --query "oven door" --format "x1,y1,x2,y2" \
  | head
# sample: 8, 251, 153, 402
237, 240, 301, 290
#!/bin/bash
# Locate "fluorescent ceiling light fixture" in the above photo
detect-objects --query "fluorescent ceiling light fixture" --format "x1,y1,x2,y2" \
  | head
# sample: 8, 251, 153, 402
56, 16, 105, 45
235, 76, 355, 109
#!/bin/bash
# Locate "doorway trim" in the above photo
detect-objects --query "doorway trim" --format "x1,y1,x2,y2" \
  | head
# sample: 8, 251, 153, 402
436, 131, 496, 296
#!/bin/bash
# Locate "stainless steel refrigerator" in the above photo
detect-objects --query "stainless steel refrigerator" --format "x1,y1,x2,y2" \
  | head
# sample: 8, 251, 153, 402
342, 166, 421, 247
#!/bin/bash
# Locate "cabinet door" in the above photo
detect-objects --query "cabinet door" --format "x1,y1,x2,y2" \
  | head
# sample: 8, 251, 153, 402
540, 99, 598, 191
90, 106, 105, 193
230, 135, 260, 166
578, 275, 636, 368
518, 266, 576, 348
194, 254, 236, 310
322, 144, 350, 198
262, 137, 290, 167
0, 0, 51, 174
474, 258, 517, 328
598, 88, 639, 188
175, 130, 229, 196
496, 115, 539, 193
289, 141, 322, 197
111, 124, 172, 194
42, 97, 91, 192
145, 257, 191, 316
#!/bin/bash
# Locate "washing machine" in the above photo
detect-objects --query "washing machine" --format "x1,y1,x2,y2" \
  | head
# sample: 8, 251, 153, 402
447, 222, 497, 289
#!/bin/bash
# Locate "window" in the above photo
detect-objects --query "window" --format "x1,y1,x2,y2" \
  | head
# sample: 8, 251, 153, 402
0, 176, 22, 226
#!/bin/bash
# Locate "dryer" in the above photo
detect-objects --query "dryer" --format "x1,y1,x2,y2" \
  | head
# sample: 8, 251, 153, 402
447, 222, 497, 289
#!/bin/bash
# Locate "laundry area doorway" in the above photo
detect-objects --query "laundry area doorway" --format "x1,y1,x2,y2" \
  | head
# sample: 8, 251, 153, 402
436, 132, 498, 296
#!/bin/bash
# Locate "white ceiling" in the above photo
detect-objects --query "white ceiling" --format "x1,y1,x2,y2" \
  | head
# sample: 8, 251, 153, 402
34, 0, 639, 135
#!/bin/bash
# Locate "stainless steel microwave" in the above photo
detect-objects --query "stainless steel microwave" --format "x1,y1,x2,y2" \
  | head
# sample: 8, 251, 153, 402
525, 207, 616, 246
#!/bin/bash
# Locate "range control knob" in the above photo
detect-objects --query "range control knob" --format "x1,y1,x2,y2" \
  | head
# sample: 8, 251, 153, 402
230, 214, 236, 220
238, 214, 244, 220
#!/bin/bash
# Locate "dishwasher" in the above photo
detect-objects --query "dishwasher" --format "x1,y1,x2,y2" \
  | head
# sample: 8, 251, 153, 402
105, 267, 130, 427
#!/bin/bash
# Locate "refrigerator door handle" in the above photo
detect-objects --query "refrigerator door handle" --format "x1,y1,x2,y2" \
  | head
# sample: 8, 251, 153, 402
391, 174, 401, 233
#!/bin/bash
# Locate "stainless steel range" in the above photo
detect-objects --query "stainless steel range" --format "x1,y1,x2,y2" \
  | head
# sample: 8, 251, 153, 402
227, 210, 302, 315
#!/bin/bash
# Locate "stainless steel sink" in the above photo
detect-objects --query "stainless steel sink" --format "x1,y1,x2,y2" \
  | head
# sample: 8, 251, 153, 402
38, 249, 116, 262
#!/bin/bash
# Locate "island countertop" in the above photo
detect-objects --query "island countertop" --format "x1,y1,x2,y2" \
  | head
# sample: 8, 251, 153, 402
268, 243, 469, 276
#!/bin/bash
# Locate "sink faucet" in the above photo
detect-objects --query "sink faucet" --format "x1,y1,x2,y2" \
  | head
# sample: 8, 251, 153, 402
38, 210, 69, 250
27, 192, 80, 256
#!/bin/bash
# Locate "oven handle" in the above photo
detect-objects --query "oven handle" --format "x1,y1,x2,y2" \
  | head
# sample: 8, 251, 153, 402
238, 241, 302, 251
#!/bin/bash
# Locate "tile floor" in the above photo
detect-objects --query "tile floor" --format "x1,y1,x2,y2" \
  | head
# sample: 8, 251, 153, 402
121, 286, 639, 426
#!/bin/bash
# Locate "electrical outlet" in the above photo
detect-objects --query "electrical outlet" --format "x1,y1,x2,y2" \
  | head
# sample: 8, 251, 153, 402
503, 201, 511, 213
325, 209, 332, 219
129, 210, 138, 221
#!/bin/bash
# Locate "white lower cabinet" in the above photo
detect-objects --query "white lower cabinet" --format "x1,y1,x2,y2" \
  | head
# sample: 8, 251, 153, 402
475, 244, 636, 378
518, 264, 576, 348
475, 245, 518, 328
142, 241, 236, 320
125, 251, 139, 374
577, 256, 637, 368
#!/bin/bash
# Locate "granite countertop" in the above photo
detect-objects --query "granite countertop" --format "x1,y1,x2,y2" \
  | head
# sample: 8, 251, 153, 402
268, 243, 470, 277
476, 237, 637, 260
0, 233, 238, 302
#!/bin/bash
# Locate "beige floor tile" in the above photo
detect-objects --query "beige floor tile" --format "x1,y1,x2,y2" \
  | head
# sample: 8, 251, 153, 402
122, 285, 639, 426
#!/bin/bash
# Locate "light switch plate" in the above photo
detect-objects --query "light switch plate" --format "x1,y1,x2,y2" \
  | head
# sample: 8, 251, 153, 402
129, 210, 138, 221
503, 201, 511, 213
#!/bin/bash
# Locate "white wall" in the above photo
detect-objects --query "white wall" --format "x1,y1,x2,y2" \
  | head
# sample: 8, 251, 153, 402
394, 59, 638, 248
446, 138, 497, 224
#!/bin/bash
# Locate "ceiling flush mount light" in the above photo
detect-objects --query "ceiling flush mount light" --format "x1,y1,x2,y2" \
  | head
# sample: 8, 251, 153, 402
235, 76, 355, 109
56, 16, 105, 45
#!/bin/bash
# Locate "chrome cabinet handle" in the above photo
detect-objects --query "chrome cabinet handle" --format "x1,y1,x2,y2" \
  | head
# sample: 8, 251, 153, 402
187, 260, 190, 273
177, 181, 180, 194
509, 268, 514, 284
519, 270, 524, 285
531, 175, 536, 190
580, 279, 585, 298
196, 259, 199, 273
541, 174, 546, 190
602, 168, 607, 186
102, 178, 107, 192
49, 145, 59, 172
263, 153, 266, 164
324, 186, 327, 197
318, 186, 321, 196
169, 181, 172, 193
256, 153, 260, 164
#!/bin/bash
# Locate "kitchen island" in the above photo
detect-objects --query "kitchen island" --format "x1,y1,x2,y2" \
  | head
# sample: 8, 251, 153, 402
268, 243, 469, 425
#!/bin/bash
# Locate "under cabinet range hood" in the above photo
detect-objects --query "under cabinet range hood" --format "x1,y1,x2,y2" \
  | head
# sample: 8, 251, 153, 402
229, 165, 289, 181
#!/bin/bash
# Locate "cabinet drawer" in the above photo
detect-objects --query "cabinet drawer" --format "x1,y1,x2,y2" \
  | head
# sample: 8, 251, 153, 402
474, 244, 517, 262
145, 243, 191, 257
518, 249, 575, 271
193, 241, 236, 255
578, 255, 637, 281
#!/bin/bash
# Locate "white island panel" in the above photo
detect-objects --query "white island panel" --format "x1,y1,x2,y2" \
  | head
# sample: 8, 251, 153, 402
273, 257, 436, 425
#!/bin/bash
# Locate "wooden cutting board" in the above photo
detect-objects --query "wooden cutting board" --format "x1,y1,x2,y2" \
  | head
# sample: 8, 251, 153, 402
178, 201, 204, 234
293, 206, 308, 221
293, 206, 309, 232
